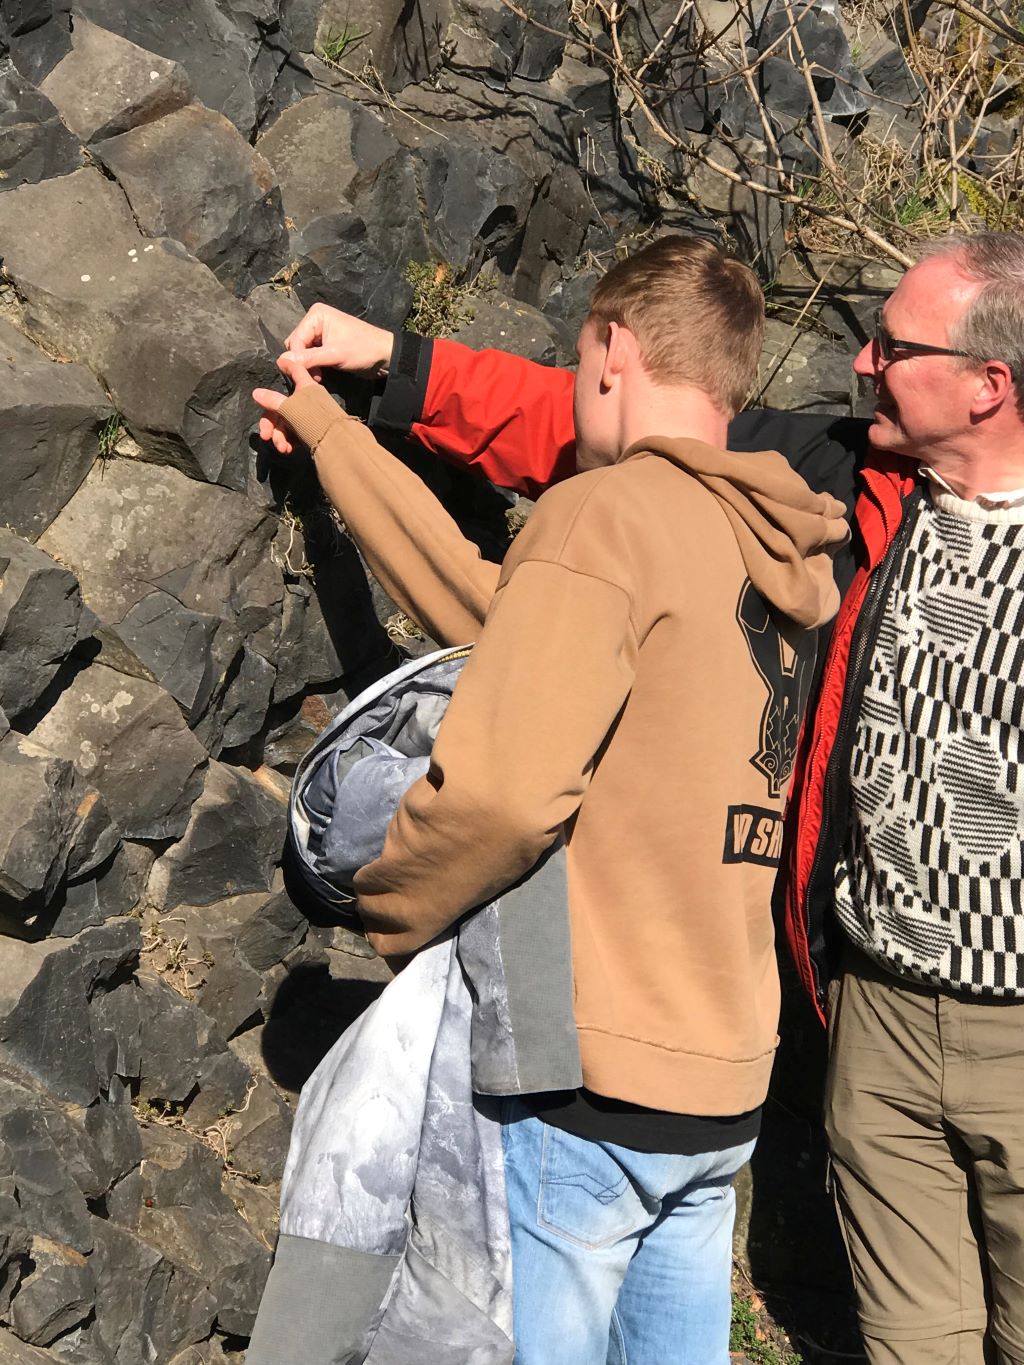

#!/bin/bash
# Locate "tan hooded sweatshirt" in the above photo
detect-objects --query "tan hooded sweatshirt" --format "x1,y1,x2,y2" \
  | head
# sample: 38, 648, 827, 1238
279, 384, 848, 1115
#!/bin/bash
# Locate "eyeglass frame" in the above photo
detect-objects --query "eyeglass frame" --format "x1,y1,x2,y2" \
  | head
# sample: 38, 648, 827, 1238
872, 310, 990, 367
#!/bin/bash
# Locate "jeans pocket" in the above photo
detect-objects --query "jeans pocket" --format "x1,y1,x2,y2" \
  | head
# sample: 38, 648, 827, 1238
537, 1125, 638, 1250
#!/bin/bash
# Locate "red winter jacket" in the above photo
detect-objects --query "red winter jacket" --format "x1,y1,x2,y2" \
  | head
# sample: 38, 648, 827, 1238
782, 455, 920, 1023
371, 332, 879, 1022
371, 334, 578, 497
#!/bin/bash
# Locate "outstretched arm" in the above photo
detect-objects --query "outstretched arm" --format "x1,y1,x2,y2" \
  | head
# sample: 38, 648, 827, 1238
255, 363, 499, 647
370, 334, 578, 498
274, 304, 864, 509
386, 341, 866, 510
277, 303, 578, 496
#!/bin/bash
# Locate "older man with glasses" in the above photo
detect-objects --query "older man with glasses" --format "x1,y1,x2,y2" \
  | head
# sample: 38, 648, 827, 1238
786, 232, 1024, 1365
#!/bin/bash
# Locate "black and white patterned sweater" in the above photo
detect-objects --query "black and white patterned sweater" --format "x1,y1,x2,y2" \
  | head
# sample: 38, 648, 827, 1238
835, 483, 1024, 997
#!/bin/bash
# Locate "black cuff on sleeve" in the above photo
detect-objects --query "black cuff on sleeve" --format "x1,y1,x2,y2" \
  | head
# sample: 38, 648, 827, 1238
368, 332, 434, 435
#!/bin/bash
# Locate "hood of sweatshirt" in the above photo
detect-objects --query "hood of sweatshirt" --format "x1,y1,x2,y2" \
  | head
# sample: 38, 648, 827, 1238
623, 436, 850, 629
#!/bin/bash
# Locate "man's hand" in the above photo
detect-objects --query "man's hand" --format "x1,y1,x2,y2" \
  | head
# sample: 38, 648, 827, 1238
253, 354, 319, 456
284, 303, 394, 382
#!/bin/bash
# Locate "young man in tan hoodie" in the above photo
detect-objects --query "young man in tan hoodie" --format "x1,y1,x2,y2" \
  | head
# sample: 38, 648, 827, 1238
253, 236, 847, 1365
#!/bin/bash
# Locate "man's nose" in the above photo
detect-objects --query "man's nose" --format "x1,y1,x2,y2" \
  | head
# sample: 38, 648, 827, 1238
852, 338, 877, 378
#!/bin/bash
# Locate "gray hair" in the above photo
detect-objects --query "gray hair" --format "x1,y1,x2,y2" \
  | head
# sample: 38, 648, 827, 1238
916, 232, 1024, 409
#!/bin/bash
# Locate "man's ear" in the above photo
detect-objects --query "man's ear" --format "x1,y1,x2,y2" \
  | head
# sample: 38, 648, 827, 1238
971, 360, 1015, 419
602, 321, 637, 387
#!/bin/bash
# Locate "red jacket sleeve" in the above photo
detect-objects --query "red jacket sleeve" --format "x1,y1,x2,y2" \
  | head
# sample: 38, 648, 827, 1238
371, 334, 577, 498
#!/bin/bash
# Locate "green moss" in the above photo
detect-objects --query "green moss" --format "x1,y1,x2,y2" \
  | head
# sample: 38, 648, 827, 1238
730, 1293, 803, 1365
403, 261, 483, 339
958, 173, 1024, 230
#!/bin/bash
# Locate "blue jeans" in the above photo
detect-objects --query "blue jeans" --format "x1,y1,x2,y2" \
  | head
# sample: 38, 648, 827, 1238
500, 1099, 755, 1365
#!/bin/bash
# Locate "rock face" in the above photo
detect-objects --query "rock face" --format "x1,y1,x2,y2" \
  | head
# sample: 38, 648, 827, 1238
0, 57, 81, 189
0, 733, 81, 915
38, 455, 290, 749
0, 318, 108, 541
29, 664, 208, 840
93, 104, 289, 295
451, 296, 574, 367
756, 318, 856, 414
0, 920, 142, 1104
0, 531, 84, 721
39, 17, 192, 143
70, 0, 293, 138
256, 91, 400, 225
148, 762, 289, 910
0, 169, 274, 491
0, 0, 911, 1357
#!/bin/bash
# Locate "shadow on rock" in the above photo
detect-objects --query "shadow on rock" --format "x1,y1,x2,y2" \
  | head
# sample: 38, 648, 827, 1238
261, 961, 387, 1095
741, 953, 864, 1362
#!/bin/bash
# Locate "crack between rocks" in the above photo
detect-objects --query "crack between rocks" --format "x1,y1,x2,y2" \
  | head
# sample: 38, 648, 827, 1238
0, 272, 89, 373
407, 152, 435, 269
0, 280, 120, 419
81, 148, 151, 244
0, 270, 33, 337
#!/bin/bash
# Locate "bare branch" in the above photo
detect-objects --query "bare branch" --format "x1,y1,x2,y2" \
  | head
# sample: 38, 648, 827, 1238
636, 0, 695, 79
931, 0, 1024, 48
488, 0, 1018, 268
780, 0, 839, 180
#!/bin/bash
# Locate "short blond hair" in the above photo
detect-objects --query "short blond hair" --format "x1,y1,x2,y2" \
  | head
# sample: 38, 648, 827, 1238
587, 235, 765, 415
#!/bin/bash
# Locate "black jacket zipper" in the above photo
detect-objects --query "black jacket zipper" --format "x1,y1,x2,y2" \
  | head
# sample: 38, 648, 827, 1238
803, 486, 925, 1002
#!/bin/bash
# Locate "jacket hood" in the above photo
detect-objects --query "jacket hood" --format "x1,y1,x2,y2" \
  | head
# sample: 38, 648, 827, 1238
624, 436, 850, 628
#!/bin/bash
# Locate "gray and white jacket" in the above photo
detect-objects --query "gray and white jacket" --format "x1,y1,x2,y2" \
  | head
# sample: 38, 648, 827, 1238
246, 647, 581, 1365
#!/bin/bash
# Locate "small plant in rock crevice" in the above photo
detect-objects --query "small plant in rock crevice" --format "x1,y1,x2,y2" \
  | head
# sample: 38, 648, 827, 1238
140, 914, 213, 1000
132, 1076, 260, 1169
272, 494, 316, 583
98, 411, 125, 459
730, 1289, 803, 1365
316, 24, 371, 67
403, 260, 488, 338
505, 499, 534, 540
133, 1096, 183, 1124
384, 610, 426, 646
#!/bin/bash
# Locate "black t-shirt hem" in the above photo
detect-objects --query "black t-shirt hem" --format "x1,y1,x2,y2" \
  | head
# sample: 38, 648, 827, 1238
522, 1088, 761, 1155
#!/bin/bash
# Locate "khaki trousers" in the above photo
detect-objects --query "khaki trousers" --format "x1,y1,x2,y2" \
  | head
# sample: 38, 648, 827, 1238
824, 950, 1024, 1365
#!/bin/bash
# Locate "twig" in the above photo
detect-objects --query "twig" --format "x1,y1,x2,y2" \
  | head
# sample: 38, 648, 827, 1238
753, 260, 839, 404
932, 0, 1024, 48
499, 0, 999, 268
947, 114, 959, 222
781, 0, 839, 180
499, 0, 826, 91
635, 0, 694, 78
314, 59, 451, 142
692, 0, 789, 187
620, 65, 916, 266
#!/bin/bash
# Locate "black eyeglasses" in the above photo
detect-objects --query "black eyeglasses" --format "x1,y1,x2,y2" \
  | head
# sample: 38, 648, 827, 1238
873, 310, 983, 365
